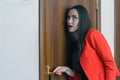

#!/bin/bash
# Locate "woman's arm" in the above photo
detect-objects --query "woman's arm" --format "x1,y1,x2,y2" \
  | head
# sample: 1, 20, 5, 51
53, 66, 82, 80
53, 66, 74, 77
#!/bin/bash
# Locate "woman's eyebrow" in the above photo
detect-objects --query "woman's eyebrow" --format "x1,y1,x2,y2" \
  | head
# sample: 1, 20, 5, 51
72, 15, 78, 18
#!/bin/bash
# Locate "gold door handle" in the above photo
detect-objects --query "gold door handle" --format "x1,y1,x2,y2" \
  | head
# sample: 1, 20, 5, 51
46, 65, 54, 75
46, 65, 54, 80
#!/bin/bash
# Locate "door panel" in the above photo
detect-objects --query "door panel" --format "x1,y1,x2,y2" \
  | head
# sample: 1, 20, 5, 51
115, 0, 120, 80
40, 0, 100, 80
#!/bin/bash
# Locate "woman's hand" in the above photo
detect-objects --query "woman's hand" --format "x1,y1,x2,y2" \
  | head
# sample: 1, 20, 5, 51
53, 66, 74, 77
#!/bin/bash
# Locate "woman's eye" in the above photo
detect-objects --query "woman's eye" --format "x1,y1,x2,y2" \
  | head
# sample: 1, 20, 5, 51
67, 15, 78, 21
72, 16, 78, 20
67, 16, 70, 20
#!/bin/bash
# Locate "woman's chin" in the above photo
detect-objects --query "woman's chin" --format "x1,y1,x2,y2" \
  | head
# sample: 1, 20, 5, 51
68, 29, 75, 32
68, 28, 78, 32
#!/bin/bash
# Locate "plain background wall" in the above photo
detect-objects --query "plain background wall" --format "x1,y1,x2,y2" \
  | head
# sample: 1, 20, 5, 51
101, 0, 114, 57
0, 0, 39, 80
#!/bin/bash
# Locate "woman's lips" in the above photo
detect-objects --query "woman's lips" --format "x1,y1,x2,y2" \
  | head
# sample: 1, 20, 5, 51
68, 25, 73, 28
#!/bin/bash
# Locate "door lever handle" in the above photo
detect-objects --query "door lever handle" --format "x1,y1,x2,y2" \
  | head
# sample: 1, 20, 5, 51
46, 65, 54, 80
46, 65, 54, 75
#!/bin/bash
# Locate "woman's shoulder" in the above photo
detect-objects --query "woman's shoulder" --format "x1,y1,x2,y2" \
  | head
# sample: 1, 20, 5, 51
86, 28, 102, 38
86, 28, 106, 44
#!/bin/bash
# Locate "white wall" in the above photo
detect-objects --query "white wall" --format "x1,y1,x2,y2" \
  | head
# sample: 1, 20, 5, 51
101, 0, 114, 57
0, 0, 39, 80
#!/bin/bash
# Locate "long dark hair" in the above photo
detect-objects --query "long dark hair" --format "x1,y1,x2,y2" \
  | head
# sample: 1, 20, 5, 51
65, 5, 92, 72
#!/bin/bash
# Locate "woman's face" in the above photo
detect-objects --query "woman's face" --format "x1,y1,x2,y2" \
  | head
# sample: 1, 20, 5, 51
67, 9, 79, 32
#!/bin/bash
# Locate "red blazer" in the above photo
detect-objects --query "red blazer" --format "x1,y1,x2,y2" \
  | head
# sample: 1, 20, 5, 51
69, 29, 120, 80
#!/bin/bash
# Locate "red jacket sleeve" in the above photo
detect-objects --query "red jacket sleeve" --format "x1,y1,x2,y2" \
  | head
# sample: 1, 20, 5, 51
87, 30, 120, 80
68, 71, 82, 80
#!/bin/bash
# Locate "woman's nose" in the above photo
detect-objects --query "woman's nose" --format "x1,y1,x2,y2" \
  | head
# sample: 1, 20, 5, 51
67, 18, 72, 24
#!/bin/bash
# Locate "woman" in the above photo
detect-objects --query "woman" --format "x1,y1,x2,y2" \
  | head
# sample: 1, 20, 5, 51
53, 5, 120, 80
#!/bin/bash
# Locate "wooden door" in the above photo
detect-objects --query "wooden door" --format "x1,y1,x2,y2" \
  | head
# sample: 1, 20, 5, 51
40, 0, 101, 80
115, 0, 120, 80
